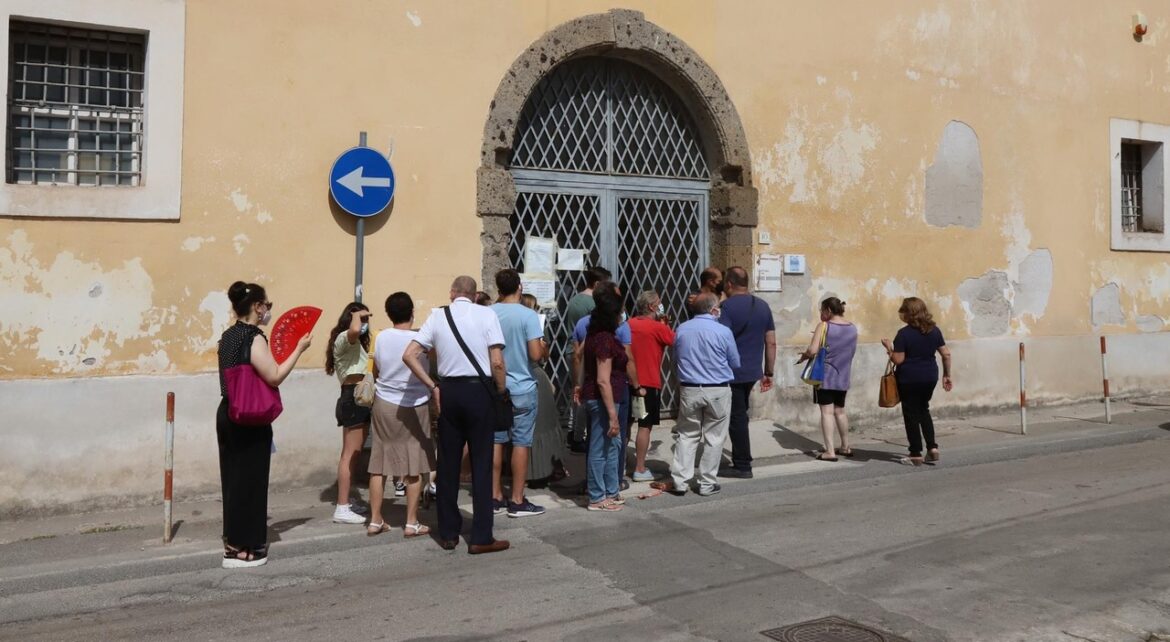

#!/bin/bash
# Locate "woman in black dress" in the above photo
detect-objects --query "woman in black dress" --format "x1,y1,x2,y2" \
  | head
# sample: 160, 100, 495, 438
217, 281, 312, 568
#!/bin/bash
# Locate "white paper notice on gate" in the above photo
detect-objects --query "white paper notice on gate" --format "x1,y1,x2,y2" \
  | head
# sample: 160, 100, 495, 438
523, 237, 557, 276
556, 248, 586, 271
521, 274, 558, 306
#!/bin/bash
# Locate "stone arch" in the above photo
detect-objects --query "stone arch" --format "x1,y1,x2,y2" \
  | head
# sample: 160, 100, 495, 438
477, 9, 758, 284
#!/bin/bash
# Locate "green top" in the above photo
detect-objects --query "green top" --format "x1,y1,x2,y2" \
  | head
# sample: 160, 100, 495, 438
564, 292, 595, 339
332, 331, 368, 382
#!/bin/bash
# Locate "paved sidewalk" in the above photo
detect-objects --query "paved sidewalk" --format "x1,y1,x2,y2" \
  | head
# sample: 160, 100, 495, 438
2, 397, 1167, 551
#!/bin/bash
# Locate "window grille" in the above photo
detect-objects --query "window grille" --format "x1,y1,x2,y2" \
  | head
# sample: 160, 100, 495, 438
1120, 142, 1143, 232
511, 58, 709, 180
7, 20, 145, 186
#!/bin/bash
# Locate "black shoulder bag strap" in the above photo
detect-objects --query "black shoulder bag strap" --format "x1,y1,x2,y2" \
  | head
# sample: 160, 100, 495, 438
443, 306, 497, 394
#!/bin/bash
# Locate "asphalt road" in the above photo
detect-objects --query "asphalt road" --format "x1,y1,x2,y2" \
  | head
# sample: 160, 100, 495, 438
2, 423, 1169, 641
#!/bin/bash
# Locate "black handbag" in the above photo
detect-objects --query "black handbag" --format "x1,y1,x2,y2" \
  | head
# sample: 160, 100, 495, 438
443, 306, 513, 430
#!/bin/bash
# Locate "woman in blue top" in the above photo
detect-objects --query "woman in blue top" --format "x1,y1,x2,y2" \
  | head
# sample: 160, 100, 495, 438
797, 297, 858, 461
881, 297, 953, 466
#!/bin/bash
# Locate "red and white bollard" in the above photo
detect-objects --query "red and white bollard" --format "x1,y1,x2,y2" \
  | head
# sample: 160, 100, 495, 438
1019, 342, 1027, 435
164, 392, 175, 543
1100, 337, 1112, 424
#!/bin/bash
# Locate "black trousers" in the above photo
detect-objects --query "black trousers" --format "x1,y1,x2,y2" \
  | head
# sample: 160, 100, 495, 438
897, 381, 938, 457
436, 380, 495, 546
216, 399, 272, 551
728, 382, 755, 470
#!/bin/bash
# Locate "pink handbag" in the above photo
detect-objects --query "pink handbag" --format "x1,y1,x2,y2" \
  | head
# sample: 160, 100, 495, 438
225, 363, 283, 425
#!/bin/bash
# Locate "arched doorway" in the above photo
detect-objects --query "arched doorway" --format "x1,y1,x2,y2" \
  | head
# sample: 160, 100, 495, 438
508, 57, 710, 414
476, 9, 758, 417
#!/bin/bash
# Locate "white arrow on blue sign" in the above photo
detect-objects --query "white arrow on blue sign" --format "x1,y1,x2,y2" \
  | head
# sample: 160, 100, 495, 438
329, 146, 395, 217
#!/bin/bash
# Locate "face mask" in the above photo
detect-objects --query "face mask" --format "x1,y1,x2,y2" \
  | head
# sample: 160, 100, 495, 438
656, 303, 665, 316
259, 309, 272, 326
360, 323, 369, 335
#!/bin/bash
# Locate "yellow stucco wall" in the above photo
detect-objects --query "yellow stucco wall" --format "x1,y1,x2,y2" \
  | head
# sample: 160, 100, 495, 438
2, 0, 1169, 380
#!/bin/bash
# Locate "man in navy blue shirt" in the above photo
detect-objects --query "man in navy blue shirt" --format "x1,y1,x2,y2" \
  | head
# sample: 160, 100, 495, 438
716, 266, 776, 479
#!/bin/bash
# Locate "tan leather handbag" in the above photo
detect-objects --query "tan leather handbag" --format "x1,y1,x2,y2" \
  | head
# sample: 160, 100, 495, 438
878, 360, 900, 408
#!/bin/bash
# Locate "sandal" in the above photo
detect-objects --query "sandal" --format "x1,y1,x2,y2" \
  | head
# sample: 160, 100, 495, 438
587, 500, 623, 512
403, 522, 430, 538
367, 521, 391, 537
222, 545, 268, 569
816, 452, 839, 462
838, 448, 855, 458
607, 494, 627, 505
897, 456, 925, 466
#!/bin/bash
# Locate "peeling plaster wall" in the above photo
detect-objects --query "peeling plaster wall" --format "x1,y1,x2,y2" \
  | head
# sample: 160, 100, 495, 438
6, 0, 1170, 509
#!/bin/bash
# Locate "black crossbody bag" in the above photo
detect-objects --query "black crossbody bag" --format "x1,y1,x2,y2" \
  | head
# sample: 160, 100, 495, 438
443, 306, 513, 430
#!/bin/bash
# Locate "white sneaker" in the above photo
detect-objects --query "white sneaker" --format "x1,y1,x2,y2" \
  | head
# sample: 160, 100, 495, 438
427, 482, 437, 495
332, 504, 366, 524
394, 481, 407, 497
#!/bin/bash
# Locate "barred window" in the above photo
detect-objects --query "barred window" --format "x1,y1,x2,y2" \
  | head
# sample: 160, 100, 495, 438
6, 20, 145, 187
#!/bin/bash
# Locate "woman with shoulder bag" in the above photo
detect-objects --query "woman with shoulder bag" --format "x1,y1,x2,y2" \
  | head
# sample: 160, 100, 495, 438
324, 302, 373, 525
796, 297, 858, 461
217, 281, 311, 568
881, 297, 953, 466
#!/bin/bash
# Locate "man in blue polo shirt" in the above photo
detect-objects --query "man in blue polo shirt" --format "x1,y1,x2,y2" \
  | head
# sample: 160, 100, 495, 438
665, 293, 739, 496
717, 266, 776, 479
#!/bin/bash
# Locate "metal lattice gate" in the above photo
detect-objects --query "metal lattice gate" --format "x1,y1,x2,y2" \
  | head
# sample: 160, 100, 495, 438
508, 57, 711, 418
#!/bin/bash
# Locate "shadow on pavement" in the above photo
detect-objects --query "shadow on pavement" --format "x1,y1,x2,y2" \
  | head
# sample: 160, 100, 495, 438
267, 517, 312, 543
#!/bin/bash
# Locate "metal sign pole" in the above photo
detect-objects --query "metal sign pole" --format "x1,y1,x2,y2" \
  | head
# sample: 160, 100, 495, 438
354, 131, 367, 303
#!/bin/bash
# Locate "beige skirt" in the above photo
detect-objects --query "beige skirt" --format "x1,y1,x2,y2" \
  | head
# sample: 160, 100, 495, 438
369, 396, 436, 477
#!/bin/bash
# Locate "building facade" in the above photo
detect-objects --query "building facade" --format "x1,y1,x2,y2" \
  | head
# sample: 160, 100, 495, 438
3, 0, 1169, 513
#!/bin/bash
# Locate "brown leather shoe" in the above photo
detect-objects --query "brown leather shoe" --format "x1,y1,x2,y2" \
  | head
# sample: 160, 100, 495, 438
438, 539, 459, 551
468, 539, 510, 555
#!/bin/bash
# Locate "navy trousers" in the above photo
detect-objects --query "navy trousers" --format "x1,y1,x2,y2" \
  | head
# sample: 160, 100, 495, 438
435, 380, 496, 546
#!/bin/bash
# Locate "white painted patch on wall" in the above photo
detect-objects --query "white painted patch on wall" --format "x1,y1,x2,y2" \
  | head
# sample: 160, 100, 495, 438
192, 291, 231, 353
905, 69, 921, 81
0, 230, 159, 372
755, 113, 813, 203
406, 10, 422, 27
256, 210, 272, 224
1137, 315, 1166, 333
229, 189, 252, 213
233, 234, 250, 255
180, 236, 214, 252
881, 277, 917, 300
818, 117, 879, 208
913, 7, 952, 42
816, 75, 827, 86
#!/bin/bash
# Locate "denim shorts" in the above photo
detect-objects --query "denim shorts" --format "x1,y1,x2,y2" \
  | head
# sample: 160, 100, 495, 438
494, 389, 538, 447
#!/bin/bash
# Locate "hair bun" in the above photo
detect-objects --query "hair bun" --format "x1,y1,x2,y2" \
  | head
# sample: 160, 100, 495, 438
228, 281, 249, 304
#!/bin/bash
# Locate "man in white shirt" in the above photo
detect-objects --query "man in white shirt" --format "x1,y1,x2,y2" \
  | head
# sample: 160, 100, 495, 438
403, 276, 510, 555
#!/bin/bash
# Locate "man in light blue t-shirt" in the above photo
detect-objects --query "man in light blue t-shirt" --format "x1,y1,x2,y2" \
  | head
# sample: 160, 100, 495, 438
490, 269, 548, 518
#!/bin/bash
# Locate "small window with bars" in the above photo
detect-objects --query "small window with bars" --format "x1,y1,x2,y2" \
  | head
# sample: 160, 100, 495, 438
6, 20, 146, 187
1121, 142, 1144, 232
1119, 139, 1165, 234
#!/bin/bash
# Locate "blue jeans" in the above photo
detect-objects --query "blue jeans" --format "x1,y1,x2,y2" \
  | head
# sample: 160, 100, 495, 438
585, 398, 627, 503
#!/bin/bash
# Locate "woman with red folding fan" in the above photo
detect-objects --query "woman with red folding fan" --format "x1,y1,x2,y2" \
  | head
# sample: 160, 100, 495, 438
217, 281, 312, 568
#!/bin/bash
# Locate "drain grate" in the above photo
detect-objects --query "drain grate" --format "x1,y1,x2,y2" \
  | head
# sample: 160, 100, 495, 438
760, 616, 911, 642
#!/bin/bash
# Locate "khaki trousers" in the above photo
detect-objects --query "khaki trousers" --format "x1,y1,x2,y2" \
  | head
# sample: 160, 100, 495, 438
670, 385, 732, 492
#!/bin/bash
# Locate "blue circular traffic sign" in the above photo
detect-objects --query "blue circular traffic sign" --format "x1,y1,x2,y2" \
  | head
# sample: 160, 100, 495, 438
329, 146, 395, 217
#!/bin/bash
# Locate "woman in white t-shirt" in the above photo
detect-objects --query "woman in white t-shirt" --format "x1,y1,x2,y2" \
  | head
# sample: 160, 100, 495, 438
366, 292, 437, 537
